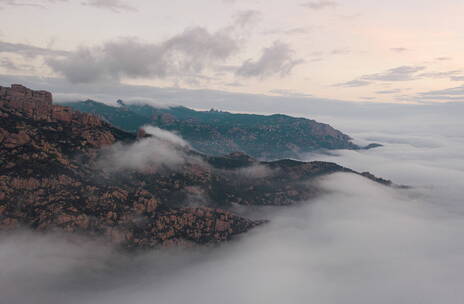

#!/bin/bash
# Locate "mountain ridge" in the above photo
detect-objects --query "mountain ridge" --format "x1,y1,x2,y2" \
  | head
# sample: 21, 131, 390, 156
62, 99, 380, 159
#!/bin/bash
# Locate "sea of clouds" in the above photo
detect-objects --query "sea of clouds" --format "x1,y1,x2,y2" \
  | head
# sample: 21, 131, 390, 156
1, 102, 463, 304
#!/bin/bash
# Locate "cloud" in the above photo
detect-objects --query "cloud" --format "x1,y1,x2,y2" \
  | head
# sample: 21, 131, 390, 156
143, 126, 189, 147
361, 66, 426, 82
235, 164, 275, 179
285, 27, 310, 35
98, 126, 192, 172
0, 58, 19, 70
331, 48, 350, 55
262, 27, 312, 36
47, 27, 240, 83
337, 66, 463, 93
0, 57, 36, 72
233, 10, 260, 28
81, 0, 136, 12
450, 75, 464, 81
0, 41, 68, 57
417, 85, 464, 102
418, 70, 464, 82
375, 89, 403, 95
390, 47, 408, 52
334, 79, 370, 87
420, 85, 464, 96
269, 89, 312, 98
0, 0, 48, 9
301, 0, 338, 10
0, 0, 134, 11
236, 41, 304, 78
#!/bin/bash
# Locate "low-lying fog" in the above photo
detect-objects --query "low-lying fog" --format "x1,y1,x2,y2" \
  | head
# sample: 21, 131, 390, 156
2, 105, 464, 304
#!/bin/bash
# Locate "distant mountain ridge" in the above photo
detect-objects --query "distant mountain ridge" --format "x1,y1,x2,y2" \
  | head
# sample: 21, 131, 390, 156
63, 100, 379, 159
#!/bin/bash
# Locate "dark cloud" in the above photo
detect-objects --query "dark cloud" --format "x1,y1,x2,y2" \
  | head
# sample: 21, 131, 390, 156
236, 41, 304, 78
301, 0, 338, 10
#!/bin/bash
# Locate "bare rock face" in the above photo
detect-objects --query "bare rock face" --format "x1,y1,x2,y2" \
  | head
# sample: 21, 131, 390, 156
0, 84, 106, 127
0, 84, 130, 150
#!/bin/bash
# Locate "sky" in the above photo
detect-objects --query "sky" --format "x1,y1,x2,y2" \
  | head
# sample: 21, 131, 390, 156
1, 0, 463, 104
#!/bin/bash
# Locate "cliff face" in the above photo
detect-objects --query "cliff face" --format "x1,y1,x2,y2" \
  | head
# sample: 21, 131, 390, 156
0, 84, 390, 249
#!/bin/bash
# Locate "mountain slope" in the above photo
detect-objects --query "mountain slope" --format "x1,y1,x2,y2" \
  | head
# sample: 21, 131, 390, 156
63, 100, 376, 159
1, 84, 390, 249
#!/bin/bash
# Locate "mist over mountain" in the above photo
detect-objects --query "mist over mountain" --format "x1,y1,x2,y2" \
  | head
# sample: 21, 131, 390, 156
1, 86, 463, 304
0, 84, 391, 250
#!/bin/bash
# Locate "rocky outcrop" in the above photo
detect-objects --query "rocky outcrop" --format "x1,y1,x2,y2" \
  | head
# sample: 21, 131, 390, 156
0, 84, 108, 129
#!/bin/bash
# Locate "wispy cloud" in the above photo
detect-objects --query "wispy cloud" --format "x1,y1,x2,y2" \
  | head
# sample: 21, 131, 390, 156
0, 41, 68, 57
301, 0, 338, 10
0, 0, 135, 12
361, 66, 426, 82
81, 0, 136, 13
375, 89, 403, 95
418, 85, 464, 101
269, 89, 312, 98
390, 47, 408, 53
334, 79, 370, 88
